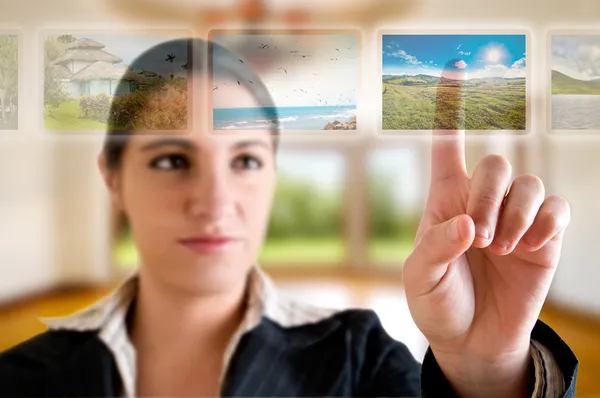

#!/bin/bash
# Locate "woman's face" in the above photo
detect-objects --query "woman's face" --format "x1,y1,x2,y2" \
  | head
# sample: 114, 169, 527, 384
99, 125, 277, 295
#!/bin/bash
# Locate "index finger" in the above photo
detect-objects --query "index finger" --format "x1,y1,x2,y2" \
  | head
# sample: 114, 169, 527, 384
431, 58, 468, 183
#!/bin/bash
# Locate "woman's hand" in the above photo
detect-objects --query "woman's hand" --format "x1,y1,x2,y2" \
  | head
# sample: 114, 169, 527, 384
402, 59, 571, 398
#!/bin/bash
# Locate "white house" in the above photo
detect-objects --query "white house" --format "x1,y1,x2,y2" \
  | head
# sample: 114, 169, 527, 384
49, 37, 150, 100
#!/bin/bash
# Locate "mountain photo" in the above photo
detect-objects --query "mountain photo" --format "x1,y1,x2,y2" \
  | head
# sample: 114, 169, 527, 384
382, 34, 527, 131
551, 35, 600, 131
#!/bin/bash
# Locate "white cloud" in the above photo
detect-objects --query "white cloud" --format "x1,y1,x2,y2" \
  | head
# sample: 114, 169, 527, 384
387, 49, 422, 65
505, 66, 527, 78
552, 36, 600, 80
468, 61, 526, 79
456, 44, 470, 56
512, 57, 526, 69
455, 60, 467, 69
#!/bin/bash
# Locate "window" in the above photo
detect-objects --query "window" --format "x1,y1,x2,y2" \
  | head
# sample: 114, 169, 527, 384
112, 211, 137, 270
367, 147, 424, 266
80, 81, 91, 95
108, 140, 447, 273
260, 148, 346, 267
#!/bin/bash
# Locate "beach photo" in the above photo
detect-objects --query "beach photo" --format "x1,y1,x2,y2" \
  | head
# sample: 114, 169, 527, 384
43, 32, 190, 131
209, 30, 358, 131
551, 34, 600, 131
0, 34, 18, 130
382, 33, 527, 131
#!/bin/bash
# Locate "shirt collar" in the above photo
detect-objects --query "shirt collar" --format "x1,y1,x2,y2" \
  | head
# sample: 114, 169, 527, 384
37, 265, 341, 398
38, 264, 320, 333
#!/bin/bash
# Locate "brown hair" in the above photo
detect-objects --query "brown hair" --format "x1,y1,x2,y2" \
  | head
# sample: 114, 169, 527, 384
102, 37, 280, 171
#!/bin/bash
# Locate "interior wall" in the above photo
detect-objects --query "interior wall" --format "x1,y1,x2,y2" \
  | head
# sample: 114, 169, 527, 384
0, 137, 55, 302
0, 0, 599, 314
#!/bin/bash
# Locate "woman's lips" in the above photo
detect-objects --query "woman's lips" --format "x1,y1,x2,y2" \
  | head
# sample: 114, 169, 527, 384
179, 236, 240, 254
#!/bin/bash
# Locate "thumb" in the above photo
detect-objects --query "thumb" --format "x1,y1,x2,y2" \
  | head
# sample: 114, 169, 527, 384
404, 214, 475, 297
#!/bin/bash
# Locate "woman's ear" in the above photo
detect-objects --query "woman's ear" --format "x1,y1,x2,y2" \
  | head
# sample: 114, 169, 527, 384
97, 153, 124, 211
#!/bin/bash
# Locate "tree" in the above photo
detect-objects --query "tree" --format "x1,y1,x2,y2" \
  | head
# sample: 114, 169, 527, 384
57, 34, 76, 44
0, 35, 18, 125
44, 36, 70, 118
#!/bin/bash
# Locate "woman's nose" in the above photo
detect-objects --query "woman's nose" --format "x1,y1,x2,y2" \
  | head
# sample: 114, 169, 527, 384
185, 168, 235, 221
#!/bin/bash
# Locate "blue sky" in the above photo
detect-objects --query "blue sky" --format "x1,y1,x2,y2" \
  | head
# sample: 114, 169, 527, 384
382, 34, 527, 79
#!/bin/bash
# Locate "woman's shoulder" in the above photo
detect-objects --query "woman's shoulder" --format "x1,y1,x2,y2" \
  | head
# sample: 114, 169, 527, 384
0, 329, 121, 396
0, 330, 102, 385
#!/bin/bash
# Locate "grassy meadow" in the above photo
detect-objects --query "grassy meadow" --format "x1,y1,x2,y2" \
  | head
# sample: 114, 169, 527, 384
382, 74, 526, 130
44, 100, 110, 130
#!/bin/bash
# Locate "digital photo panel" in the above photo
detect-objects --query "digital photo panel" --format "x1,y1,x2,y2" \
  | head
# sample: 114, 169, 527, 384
0, 33, 18, 131
381, 32, 528, 133
550, 33, 600, 132
209, 30, 359, 133
42, 30, 192, 132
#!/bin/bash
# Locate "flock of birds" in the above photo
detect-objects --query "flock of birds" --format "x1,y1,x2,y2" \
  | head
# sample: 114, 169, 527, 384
209, 40, 357, 107
159, 41, 357, 107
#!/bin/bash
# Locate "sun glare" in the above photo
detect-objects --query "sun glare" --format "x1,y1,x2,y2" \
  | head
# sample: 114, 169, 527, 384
486, 47, 502, 63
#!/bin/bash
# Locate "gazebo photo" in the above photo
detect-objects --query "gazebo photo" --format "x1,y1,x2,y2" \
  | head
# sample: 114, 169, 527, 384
43, 33, 190, 131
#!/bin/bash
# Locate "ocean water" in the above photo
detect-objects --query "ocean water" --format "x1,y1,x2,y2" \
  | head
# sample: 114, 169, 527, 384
213, 105, 356, 130
552, 95, 600, 130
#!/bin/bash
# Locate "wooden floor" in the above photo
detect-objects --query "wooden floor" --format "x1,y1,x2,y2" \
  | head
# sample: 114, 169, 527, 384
1, 273, 599, 397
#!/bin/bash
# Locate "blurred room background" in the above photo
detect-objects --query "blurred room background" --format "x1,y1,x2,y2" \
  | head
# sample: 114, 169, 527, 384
1, 0, 600, 396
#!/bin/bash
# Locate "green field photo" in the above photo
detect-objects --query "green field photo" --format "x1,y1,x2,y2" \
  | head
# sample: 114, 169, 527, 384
382, 34, 527, 131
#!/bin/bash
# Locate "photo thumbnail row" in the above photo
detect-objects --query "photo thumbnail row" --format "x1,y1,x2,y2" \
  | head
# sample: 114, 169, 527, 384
0, 29, 597, 134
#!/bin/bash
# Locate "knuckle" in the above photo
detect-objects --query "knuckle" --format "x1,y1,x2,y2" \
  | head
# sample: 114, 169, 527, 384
548, 194, 570, 212
508, 205, 530, 226
481, 154, 512, 175
514, 173, 545, 192
538, 210, 561, 232
543, 195, 571, 227
478, 189, 504, 211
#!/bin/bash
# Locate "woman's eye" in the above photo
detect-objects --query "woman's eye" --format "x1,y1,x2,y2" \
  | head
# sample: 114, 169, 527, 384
232, 155, 262, 170
150, 154, 189, 170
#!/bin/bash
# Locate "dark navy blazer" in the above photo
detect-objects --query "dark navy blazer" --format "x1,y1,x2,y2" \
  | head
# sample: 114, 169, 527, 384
0, 309, 578, 397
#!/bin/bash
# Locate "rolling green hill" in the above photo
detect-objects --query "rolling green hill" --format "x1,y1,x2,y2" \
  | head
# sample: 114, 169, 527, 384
382, 74, 526, 130
552, 70, 600, 95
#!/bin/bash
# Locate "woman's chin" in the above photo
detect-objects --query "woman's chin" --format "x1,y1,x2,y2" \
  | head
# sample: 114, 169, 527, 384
159, 260, 247, 295
171, 250, 249, 282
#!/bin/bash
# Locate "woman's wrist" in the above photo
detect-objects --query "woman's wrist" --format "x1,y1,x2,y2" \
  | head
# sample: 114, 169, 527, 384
431, 345, 533, 398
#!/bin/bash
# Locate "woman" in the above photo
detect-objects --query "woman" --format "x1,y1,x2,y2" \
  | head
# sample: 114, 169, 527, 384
0, 38, 578, 397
